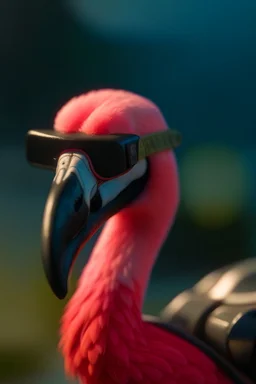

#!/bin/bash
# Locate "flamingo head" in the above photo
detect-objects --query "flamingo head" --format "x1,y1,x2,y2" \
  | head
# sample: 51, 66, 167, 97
41, 146, 149, 299
31, 90, 181, 300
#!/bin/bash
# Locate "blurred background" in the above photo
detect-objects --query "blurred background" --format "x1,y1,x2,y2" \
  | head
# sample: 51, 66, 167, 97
0, 0, 256, 382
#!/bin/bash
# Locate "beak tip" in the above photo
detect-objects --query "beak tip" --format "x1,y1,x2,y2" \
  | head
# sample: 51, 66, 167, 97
45, 268, 68, 300
54, 288, 67, 300
42, 250, 68, 300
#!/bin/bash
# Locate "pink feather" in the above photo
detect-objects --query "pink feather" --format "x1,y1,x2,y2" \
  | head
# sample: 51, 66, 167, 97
54, 90, 233, 384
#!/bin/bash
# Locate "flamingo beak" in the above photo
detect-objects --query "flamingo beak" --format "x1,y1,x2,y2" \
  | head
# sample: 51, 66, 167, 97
41, 153, 97, 299
42, 152, 148, 299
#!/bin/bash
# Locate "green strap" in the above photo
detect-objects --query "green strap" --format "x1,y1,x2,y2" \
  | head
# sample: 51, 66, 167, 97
138, 129, 182, 160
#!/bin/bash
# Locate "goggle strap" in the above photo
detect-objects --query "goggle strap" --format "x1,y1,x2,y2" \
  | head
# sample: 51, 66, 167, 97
138, 130, 182, 161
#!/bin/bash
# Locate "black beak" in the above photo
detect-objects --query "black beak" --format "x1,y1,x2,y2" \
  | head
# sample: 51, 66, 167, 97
42, 152, 149, 299
42, 166, 90, 299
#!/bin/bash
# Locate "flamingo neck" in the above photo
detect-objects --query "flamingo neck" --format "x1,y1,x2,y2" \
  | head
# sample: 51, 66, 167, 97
78, 208, 172, 310
61, 153, 179, 381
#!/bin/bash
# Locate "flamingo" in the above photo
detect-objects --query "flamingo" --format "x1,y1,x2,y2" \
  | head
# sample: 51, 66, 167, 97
43, 89, 235, 384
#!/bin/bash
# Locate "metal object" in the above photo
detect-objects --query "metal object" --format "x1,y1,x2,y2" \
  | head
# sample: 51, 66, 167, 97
161, 259, 256, 381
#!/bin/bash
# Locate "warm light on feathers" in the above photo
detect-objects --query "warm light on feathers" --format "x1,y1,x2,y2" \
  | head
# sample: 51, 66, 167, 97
55, 90, 232, 384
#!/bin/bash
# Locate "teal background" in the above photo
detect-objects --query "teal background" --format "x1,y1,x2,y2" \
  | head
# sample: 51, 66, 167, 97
0, 1, 255, 382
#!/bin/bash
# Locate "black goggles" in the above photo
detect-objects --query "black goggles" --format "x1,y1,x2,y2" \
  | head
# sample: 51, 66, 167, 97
26, 129, 182, 180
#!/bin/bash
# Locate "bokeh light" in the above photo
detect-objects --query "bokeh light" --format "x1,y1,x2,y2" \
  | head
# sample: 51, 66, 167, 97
180, 145, 252, 228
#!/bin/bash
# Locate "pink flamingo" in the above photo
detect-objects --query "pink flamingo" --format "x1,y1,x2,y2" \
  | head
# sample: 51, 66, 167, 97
51, 90, 233, 384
